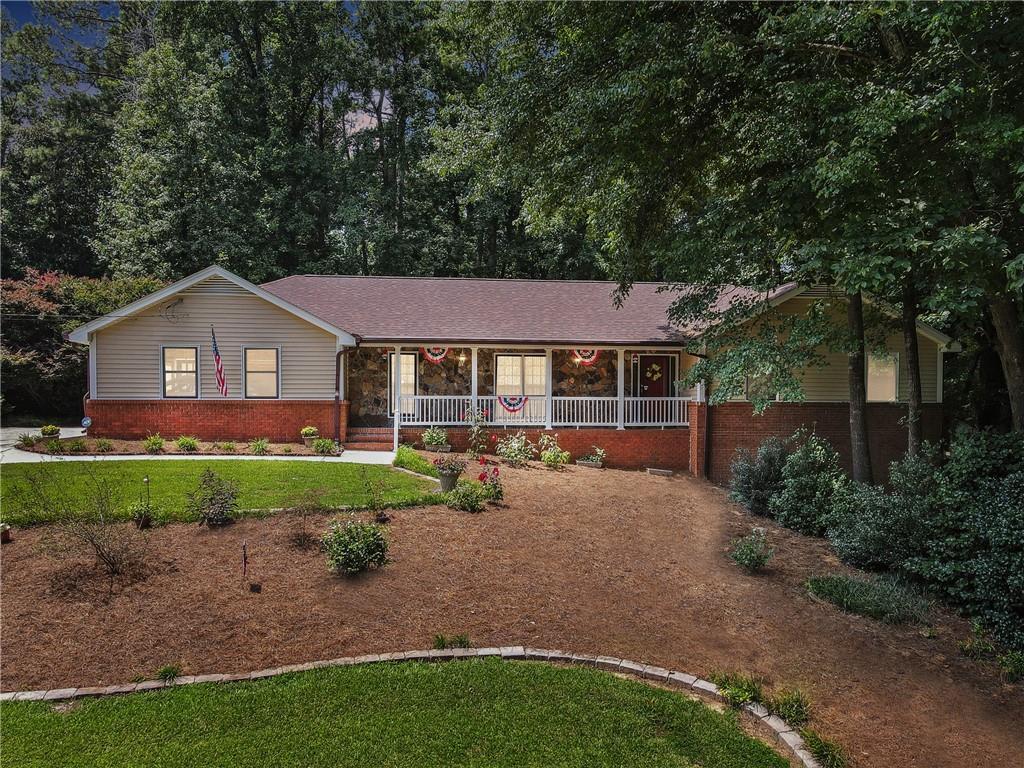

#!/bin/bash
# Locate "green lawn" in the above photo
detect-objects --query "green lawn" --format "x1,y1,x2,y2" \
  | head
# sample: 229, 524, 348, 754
1, 659, 787, 768
0, 460, 436, 526
393, 444, 440, 477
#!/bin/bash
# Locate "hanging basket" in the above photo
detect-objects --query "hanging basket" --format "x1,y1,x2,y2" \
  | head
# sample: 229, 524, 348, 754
421, 347, 449, 364
573, 349, 600, 366
497, 395, 529, 413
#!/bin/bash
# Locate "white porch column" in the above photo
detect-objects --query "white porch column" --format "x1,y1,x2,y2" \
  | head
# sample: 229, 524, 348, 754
544, 348, 553, 429
471, 347, 479, 415
393, 345, 401, 451
617, 348, 626, 429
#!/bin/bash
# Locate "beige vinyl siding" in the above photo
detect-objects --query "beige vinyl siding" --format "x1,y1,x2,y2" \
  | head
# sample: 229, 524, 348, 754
94, 275, 336, 399
727, 296, 942, 403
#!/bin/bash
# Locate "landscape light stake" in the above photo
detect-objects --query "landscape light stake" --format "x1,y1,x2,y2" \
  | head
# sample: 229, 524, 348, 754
242, 540, 248, 578
142, 476, 150, 508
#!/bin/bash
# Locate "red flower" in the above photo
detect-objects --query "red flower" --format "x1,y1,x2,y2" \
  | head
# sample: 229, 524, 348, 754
490, 434, 497, 442
492, 467, 499, 477
478, 456, 486, 465
478, 471, 488, 482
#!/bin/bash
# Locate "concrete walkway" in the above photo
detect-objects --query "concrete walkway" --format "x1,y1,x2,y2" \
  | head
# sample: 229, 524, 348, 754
0, 427, 395, 465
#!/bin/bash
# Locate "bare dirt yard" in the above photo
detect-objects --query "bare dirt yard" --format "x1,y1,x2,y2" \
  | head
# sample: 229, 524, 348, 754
2, 460, 1021, 768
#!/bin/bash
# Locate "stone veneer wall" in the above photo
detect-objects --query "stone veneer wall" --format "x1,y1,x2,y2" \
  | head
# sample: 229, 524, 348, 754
551, 350, 617, 396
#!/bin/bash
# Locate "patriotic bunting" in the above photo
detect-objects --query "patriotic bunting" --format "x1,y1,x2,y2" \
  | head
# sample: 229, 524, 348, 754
421, 346, 449, 364
573, 349, 600, 366
497, 395, 528, 413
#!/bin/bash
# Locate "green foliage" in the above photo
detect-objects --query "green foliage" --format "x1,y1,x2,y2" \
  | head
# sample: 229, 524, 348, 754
39, 425, 60, 437
321, 517, 389, 575
217, 442, 236, 453
495, 431, 536, 466
578, 446, 606, 464
538, 433, 570, 470
433, 634, 472, 650
445, 482, 484, 513
729, 530, 774, 573
95, 438, 113, 453
394, 445, 439, 478
300, 426, 319, 438
248, 437, 270, 456
799, 729, 847, 768
312, 438, 336, 455
432, 455, 468, 475
421, 426, 448, 447
729, 437, 788, 517
807, 574, 930, 625
999, 652, 1024, 683
477, 464, 503, 502
143, 434, 164, 454
156, 665, 182, 683
66, 438, 87, 454
45, 439, 62, 455
464, 408, 490, 458
709, 672, 764, 709
186, 469, 239, 527
824, 480, 922, 571
16, 433, 38, 448
766, 689, 810, 727
768, 432, 845, 536
175, 435, 199, 453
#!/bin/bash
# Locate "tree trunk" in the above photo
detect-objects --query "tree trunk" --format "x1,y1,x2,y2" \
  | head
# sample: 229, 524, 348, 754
989, 291, 1024, 431
902, 279, 923, 454
847, 291, 874, 484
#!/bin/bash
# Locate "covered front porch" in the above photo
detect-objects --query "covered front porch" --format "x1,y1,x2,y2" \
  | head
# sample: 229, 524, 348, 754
344, 345, 698, 447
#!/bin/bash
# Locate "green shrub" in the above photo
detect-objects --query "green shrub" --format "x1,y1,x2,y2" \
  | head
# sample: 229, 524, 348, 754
248, 437, 270, 456
463, 407, 489, 457
40, 424, 60, 437
186, 469, 239, 526
538, 433, 570, 469
66, 438, 87, 454
176, 435, 199, 453
729, 436, 787, 516
807, 574, 930, 625
998, 651, 1024, 683
478, 463, 503, 502
709, 672, 763, 708
421, 426, 448, 447
768, 431, 845, 536
143, 434, 165, 454
394, 444, 439, 477
578, 446, 607, 464
445, 481, 484, 513
825, 482, 916, 571
156, 665, 182, 683
321, 517, 389, 575
312, 437, 336, 455
217, 441, 236, 453
800, 729, 846, 768
495, 431, 536, 466
95, 438, 114, 453
300, 425, 318, 438
45, 439, 62, 454
729, 529, 774, 573
17, 433, 38, 448
766, 689, 810, 727
433, 633, 471, 650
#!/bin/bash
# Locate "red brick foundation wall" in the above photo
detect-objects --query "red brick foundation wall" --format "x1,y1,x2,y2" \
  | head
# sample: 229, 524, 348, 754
85, 399, 349, 443
703, 402, 945, 485
400, 426, 690, 471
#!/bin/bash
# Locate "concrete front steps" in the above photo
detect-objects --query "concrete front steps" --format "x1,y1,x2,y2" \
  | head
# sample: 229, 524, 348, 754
343, 427, 394, 452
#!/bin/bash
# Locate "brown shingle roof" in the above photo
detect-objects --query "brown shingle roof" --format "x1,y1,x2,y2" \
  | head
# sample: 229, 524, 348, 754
260, 275, 797, 346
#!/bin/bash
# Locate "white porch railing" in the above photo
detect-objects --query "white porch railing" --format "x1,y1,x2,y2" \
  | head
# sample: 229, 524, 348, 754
397, 395, 690, 427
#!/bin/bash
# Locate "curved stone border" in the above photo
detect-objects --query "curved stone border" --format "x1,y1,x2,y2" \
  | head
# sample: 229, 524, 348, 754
0, 647, 820, 768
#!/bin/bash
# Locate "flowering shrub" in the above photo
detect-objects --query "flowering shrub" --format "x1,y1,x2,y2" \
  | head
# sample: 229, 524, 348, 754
495, 431, 536, 466
445, 481, 484, 513
433, 455, 467, 474
477, 459, 503, 501
40, 424, 61, 437
422, 426, 448, 446
538, 433, 570, 469
321, 517, 389, 575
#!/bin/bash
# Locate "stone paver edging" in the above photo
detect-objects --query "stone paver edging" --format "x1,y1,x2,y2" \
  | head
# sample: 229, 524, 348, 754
0, 647, 821, 768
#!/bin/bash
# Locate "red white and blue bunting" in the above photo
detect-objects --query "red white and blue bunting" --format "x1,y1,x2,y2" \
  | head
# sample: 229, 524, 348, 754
497, 395, 529, 413
421, 347, 449, 364
573, 349, 600, 366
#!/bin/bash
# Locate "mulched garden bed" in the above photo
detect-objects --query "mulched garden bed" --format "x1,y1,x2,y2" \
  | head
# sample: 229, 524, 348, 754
2, 459, 1022, 768
18, 436, 324, 457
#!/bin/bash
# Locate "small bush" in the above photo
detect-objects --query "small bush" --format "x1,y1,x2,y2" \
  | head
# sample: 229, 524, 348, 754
464, 407, 489, 457
495, 431, 536, 466
282, 445, 292, 454
95, 438, 114, 453
143, 434, 165, 454
800, 729, 847, 768
999, 651, 1024, 683
432, 633, 471, 650
312, 437, 336, 455
186, 469, 239, 526
433, 455, 467, 475
45, 439, 62, 454
445, 481, 484, 513
300, 425, 319, 438
729, 436, 788, 516
538, 433, 570, 469
709, 672, 764, 708
729, 529, 774, 573
766, 689, 811, 726
422, 426, 448, 447
768, 431, 845, 536
321, 517, 389, 575
40, 424, 60, 437
477, 462, 503, 502
579, 445, 607, 464
66, 438, 87, 454
217, 441, 236, 453
176, 435, 199, 453
825, 482, 911, 571
807, 574, 930, 625
17, 433, 37, 448
156, 665, 182, 683
248, 437, 270, 456
128, 500, 157, 530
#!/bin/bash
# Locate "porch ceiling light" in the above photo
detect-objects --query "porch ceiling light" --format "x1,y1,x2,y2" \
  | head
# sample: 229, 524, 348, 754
458, 352, 467, 364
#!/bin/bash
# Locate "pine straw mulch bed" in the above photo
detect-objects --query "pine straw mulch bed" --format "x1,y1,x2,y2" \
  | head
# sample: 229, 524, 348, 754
2, 459, 1022, 768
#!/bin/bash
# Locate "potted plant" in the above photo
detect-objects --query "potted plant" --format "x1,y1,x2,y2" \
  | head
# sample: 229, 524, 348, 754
421, 425, 451, 453
1, 523, 12, 544
433, 455, 467, 492
576, 446, 607, 469
300, 425, 319, 448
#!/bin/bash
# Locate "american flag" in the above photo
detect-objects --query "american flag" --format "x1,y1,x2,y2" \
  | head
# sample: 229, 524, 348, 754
211, 327, 228, 396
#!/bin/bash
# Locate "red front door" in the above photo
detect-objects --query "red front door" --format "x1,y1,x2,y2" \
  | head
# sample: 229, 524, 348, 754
639, 355, 671, 397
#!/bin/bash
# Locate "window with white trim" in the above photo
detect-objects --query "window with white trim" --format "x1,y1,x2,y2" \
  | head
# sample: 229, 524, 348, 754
867, 352, 899, 402
388, 352, 418, 415
244, 348, 279, 399
163, 347, 198, 398
495, 354, 546, 421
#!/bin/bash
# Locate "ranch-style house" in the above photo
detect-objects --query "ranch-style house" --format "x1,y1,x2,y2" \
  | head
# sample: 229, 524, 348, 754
68, 265, 957, 482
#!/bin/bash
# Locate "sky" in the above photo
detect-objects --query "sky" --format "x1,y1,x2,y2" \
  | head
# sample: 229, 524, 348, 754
3, 1, 41, 27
